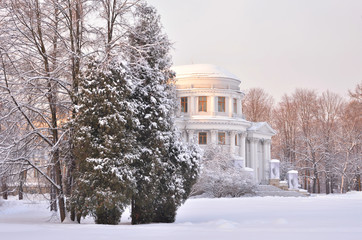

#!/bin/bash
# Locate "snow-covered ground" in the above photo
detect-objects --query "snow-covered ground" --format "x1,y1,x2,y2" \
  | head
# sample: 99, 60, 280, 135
1, 192, 361, 240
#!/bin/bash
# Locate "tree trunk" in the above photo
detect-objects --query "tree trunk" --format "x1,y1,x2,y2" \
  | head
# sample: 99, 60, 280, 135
65, 139, 76, 221
1, 177, 8, 200
340, 176, 345, 193
317, 177, 320, 193
356, 167, 361, 191
53, 149, 66, 222
312, 177, 316, 194
77, 212, 81, 223
50, 167, 57, 211
131, 196, 137, 224
131, 194, 153, 225
325, 176, 330, 195
70, 207, 76, 222
306, 170, 311, 193
18, 170, 26, 200
331, 177, 334, 194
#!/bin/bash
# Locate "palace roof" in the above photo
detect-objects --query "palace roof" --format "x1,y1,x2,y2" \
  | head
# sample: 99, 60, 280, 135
172, 64, 241, 82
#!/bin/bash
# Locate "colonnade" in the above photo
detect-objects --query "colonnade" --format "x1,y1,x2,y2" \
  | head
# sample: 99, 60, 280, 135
181, 95, 243, 117
183, 129, 272, 183
247, 137, 271, 183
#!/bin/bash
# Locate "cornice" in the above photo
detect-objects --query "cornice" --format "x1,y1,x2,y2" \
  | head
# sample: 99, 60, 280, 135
176, 88, 243, 95
175, 118, 251, 127
247, 137, 260, 143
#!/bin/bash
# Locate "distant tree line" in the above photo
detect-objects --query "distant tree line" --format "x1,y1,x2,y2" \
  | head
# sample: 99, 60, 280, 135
243, 84, 361, 194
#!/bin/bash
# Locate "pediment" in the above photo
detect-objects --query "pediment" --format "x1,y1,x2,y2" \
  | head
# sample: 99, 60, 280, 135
247, 122, 276, 136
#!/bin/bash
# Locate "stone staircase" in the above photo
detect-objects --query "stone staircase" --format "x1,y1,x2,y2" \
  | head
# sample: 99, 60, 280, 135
255, 185, 310, 197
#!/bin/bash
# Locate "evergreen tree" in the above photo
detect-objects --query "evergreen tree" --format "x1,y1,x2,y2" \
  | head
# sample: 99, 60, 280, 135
70, 59, 137, 224
152, 134, 201, 222
127, 2, 200, 224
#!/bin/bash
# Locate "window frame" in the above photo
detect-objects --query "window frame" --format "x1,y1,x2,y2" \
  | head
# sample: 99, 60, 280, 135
181, 97, 188, 113
218, 96, 225, 112
33, 160, 40, 178
218, 132, 226, 145
198, 96, 207, 112
199, 132, 207, 145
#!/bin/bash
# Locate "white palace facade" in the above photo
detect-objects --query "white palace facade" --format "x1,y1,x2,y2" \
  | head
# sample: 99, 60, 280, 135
173, 64, 276, 184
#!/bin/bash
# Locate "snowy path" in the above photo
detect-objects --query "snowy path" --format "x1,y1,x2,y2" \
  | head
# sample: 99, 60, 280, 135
0, 192, 361, 240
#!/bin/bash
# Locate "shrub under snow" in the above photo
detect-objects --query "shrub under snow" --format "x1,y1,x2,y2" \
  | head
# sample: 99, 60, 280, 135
192, 146, 257, 198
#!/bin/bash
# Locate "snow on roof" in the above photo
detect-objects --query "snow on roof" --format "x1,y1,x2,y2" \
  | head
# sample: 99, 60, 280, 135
247, 122, 277, 136
288, 170, 298, 174
270, 159, 280, 163
172, 64, 241, 81
247, 122, 266, 131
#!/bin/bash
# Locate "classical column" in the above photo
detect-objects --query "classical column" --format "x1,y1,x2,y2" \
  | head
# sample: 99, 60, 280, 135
187, 130, 195, 143
208, 96, 216, 116
190, 96, 195, 115
240, 132, 246, 168
249, 137, 259, 181
262, 139, 271, 182
255, 139, 259, 181
228, 97, 233, 117
229, 131, 236, 155
248, 137, 254, 169
265, 139, 271, 182
261, 139, 267, 182
267, 139, 271, 160
210, 130, 217, 145
239, 98, 243, 116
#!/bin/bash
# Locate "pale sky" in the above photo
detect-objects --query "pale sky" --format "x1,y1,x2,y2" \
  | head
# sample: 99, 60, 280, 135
147, 0, 362, 101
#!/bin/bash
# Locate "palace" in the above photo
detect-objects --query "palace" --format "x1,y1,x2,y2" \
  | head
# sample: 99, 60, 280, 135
173, 64, 276, 184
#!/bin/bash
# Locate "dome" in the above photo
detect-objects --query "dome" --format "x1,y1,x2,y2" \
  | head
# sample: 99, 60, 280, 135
172, 64, 241, 82
172, 64, 241, 91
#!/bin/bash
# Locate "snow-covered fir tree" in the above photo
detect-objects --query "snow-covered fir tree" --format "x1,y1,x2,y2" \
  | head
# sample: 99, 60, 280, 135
152, 133, 201, 222
69, 59, 137, 224
126, 2, 200, 224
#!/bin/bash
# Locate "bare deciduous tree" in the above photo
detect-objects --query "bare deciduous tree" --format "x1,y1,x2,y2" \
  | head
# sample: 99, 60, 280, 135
0, 0, 140, 222
242, 88, 274, 123
271, 85, 361, 194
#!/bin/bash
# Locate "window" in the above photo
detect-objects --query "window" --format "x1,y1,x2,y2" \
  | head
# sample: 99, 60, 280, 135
218, 97, 225, 112
199, 132, 207, 144
21, 171, 27, 181
181, 97, 188, 112
233, 98, 237, 114
198, 96, 207, 112
218, 132, 225, 145
34, 160, 40, 178
33, 168, 39, 178
235, 134, 238, 145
